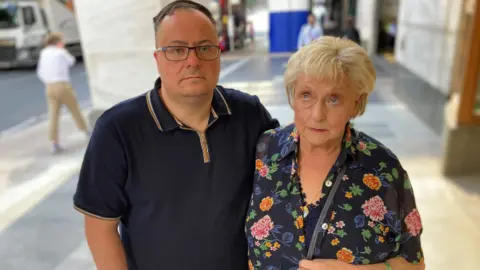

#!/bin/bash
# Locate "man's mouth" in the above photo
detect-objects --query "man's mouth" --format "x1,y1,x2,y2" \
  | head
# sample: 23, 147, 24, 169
182, 76, 204, 80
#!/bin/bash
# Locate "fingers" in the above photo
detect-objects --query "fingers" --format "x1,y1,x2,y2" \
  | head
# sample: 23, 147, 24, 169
299, 259, 316, 269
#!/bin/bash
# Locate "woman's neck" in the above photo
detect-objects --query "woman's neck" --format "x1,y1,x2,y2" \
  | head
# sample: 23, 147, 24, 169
299, 135, 343, 163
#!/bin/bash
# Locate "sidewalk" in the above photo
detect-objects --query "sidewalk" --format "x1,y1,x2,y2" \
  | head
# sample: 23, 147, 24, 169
0, 110, 89, 234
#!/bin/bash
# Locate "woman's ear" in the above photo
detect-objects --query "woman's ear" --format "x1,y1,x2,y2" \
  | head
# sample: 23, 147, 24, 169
353, 93, 367, 117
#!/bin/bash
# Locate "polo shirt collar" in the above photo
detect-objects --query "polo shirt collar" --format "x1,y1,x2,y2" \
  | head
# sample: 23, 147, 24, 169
146, 77, 231, 132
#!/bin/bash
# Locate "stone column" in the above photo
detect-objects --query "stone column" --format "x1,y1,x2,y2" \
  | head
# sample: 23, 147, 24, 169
73, 0, 215, 125
268, 0, 310, 52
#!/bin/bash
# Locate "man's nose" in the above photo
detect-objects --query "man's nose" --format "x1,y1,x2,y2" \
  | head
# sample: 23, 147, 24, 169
185, 49, 200, 65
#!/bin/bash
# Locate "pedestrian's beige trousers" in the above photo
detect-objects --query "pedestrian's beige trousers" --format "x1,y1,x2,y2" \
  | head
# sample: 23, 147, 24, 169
45, 82, 88, 142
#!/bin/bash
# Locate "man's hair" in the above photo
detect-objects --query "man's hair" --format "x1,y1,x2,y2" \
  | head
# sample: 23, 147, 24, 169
44, 32, 63, 46
152, 0, 216, 35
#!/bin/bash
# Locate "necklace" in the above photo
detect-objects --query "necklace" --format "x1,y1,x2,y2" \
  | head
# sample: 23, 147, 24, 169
298, 169, 323, 206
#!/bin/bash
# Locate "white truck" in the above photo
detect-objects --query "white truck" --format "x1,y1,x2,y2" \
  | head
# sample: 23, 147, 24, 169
0, 0, 81, 68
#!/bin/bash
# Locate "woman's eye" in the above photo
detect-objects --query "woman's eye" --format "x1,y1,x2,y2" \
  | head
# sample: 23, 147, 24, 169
302, 93, 310, 100
329, 96, 339, 104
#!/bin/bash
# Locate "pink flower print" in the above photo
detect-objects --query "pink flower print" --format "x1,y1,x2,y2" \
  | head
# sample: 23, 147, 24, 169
359, 141, 367, 151
342, 175, 349, 181
362, 196, 388, 222
259, 165, 269, 177
250, 215, 274, 240
368, 221, 375, 228
327, 225, 336, 234
255, 241, 260, 246
336, 221, 345, 228
405, 209, 423, 236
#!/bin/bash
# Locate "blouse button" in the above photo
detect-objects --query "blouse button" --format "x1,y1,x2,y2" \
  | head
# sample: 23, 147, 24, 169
325, 180, 332, 187
321, 223, 328, 230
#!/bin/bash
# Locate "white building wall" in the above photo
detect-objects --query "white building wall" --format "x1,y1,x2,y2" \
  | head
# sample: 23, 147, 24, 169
355, 0, 462, 95
395, 0, 462, 95
355, 0, 379, 56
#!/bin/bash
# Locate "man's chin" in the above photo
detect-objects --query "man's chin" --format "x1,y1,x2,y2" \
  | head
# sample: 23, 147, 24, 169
179, 86, 214, 98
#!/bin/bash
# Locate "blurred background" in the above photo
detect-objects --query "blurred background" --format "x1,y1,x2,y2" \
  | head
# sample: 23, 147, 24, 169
0, 0, 479, 269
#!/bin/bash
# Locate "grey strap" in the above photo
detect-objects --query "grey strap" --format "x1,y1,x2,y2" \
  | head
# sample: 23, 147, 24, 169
306, 166, 347, 260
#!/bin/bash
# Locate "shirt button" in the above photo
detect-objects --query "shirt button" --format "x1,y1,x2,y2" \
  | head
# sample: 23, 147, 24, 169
325, 180, 332, 187
321, 223, 328, 230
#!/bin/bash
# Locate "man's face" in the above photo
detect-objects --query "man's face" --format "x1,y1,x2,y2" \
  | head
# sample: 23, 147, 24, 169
308, 15, 315, 25
154, 9, 220, 99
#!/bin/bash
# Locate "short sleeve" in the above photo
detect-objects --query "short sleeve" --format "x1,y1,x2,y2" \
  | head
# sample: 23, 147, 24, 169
73, 117, 128, 220
393, 169, 424, 264
254, 96, 280, 134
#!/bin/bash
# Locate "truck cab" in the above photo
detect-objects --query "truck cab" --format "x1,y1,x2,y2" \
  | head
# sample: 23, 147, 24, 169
0, 0, 81, 69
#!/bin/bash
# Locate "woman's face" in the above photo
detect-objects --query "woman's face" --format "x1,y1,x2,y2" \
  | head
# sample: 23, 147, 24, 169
292, 74, 361, 148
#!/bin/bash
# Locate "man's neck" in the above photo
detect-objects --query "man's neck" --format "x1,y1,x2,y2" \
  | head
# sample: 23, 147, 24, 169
159, 89, 212, 132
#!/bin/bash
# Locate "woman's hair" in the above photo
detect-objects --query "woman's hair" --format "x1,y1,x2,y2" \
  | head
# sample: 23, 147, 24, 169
284, 36, 376, 117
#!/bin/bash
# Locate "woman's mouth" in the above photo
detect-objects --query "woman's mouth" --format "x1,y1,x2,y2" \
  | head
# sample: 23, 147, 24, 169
309, 128, 328, 133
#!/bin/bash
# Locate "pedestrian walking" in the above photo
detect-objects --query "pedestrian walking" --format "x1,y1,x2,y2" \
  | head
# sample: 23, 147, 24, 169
36, 32, 90, 153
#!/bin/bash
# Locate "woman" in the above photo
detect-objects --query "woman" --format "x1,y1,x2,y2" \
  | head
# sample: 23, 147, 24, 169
245, 36, 425, 270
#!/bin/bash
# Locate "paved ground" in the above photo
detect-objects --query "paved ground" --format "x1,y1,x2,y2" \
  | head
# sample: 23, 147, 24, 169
0, 63, 90, 133
0, 52, 479, 269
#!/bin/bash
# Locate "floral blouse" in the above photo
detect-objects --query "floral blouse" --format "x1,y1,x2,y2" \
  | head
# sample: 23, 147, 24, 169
245, 123, 424, 270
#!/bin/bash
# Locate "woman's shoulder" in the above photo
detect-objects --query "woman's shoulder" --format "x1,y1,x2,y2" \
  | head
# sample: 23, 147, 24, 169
256, 123, 297, 157
258, 123, 296, 144
350, 127, 403, 170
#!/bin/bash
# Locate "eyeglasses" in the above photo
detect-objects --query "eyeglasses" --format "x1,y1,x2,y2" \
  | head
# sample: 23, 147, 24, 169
156, 45, 220, 61
293, 92, 341, 109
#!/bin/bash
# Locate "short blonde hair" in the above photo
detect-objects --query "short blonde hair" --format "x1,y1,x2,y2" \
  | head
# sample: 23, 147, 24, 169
44, 32, 63, 46
284, 36, 376, 117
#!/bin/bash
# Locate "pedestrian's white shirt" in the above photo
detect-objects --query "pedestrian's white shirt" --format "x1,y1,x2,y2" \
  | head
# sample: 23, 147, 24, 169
36, 46, 76, 84
297, 23, 323, 50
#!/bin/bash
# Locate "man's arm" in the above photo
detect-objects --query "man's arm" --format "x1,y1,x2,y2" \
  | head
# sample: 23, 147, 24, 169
254, 96, 280, 132
297, 26, 306, 50
62, 48, 76, 67
36, 53, 46, 83
85, 216, 128, 270
316, 24, 323, 38
73, 115, 129, 270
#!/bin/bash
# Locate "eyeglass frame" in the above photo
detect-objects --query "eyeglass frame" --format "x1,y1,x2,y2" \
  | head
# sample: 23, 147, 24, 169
155, 45, 221, 61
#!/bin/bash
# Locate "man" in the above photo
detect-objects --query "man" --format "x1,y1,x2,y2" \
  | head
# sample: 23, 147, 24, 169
343, 17, 361, 44
73, 1, 279, 270
36, 33, 90, 153
297, 13, 323, 50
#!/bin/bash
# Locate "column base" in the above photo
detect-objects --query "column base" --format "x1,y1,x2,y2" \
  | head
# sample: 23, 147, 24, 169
442, 124, 480, 176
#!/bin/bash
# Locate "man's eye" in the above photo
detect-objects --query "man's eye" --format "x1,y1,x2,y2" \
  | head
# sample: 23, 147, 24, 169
173, 48, 184, 54
199, 46, 210, 52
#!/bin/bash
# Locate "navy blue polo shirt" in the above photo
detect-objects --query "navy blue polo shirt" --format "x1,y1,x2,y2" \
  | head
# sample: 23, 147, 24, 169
73, 78, 279, 270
